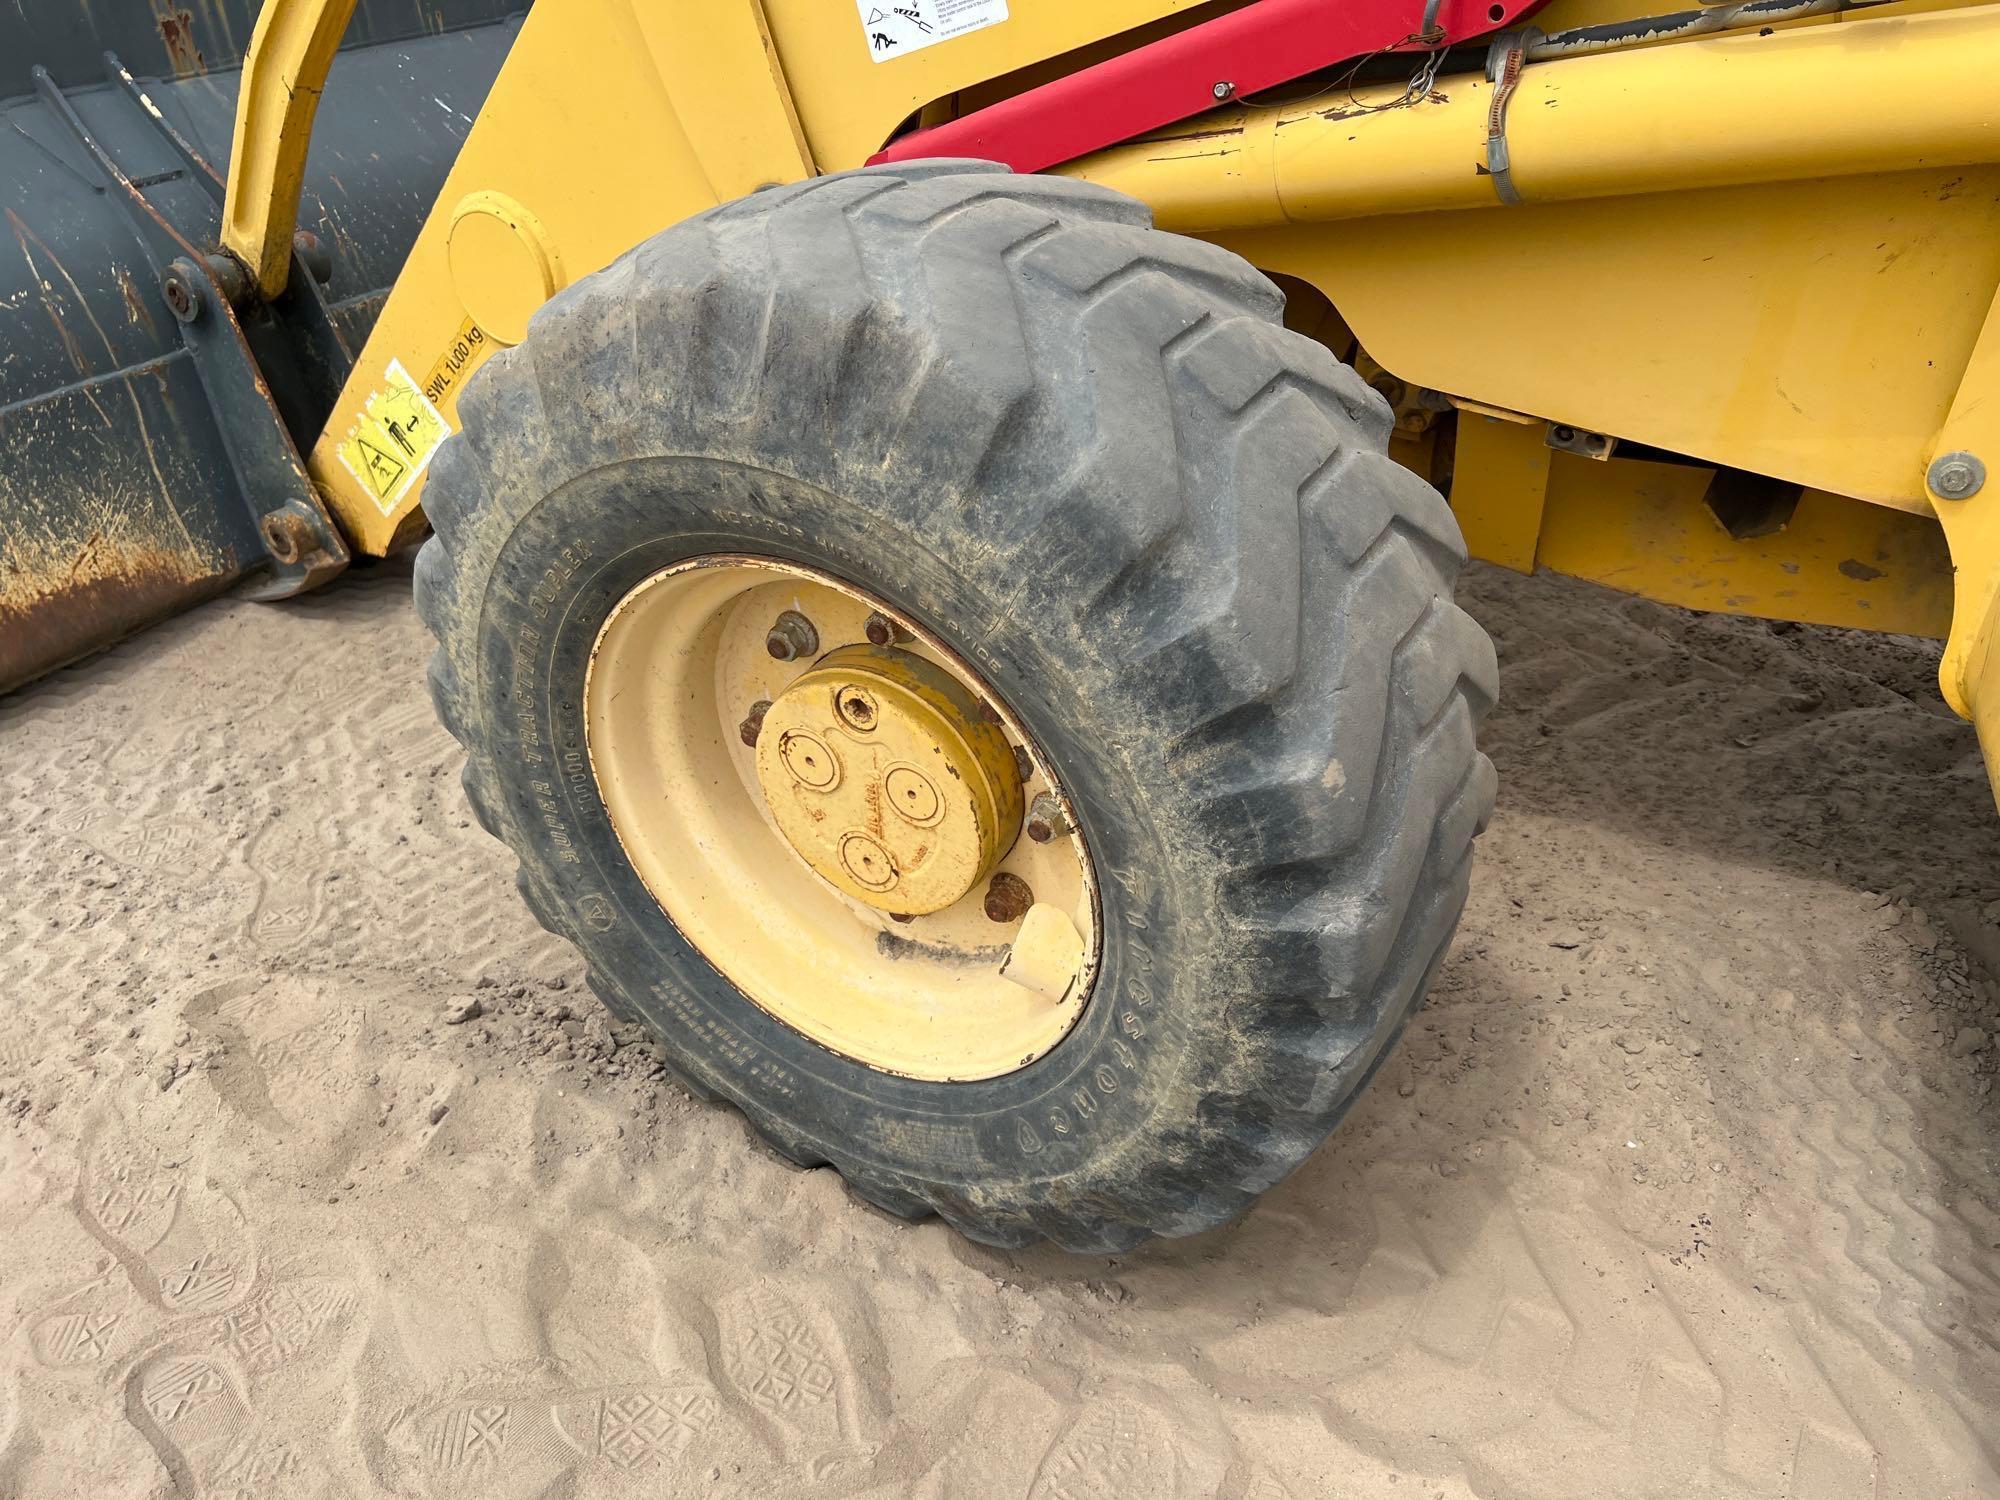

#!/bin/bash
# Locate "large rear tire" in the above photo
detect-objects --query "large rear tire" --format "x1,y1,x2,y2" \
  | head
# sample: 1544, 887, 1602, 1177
414, 162, 1498, 1251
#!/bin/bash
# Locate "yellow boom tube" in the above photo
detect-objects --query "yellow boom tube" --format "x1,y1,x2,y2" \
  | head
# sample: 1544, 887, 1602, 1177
1065, 6, 2000, 228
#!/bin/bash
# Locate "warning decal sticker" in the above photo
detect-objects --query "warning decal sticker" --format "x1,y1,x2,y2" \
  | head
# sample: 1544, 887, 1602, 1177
857, 0, 1006, 62
335, 357, 451, 516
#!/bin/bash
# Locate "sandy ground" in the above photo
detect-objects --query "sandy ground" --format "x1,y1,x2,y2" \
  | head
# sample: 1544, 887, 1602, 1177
1, 556, 1998, 1499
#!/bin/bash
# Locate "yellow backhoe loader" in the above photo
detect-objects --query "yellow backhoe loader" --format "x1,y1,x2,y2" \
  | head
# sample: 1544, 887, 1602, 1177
4, 0, 1994, 1247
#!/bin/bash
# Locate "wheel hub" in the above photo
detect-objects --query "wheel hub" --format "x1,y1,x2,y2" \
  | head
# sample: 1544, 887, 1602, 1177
754, 645, 1023, 915
584, 555, 1099, 1081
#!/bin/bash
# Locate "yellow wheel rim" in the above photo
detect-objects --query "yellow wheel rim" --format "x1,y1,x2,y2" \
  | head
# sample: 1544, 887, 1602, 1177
584, 556, 1101, 1081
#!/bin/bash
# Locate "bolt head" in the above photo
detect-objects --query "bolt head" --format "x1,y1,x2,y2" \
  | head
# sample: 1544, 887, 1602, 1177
1929, 451, 1986, 499
864, 611, 897, 647
738, 699, 771, 748
161, 263, 202, 324
1212, 80, 1235, 100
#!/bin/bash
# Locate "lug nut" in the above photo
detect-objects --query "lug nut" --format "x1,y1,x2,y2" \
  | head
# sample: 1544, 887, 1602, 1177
1024, 793, 1070, 844
739, 698, 771, 747
984, 871, 1034, 924
766, 610, 819, 662
863, 611, 909, 647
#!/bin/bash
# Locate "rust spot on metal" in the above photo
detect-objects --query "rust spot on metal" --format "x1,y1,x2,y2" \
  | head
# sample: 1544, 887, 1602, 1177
837, 685, 879, 729
1, 543, 220, 694
257, 511, 316, 565
114, 264, 161, 338
154, 7, 205, 77
0, 360, 242, 693
7, 208, 93, 379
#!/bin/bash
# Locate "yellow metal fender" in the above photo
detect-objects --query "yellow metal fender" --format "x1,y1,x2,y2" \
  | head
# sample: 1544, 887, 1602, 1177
305, 0, 817, 551
297, 0, 1227, 554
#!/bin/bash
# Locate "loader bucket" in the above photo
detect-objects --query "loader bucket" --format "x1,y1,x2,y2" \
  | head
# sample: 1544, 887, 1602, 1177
0, 0, 521, 694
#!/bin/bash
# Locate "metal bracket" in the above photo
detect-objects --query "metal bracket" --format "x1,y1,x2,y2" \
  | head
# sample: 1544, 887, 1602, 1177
1546, 422, 1616, 460
1922, 285, 2000, 807
107, 51, 356, 429
32, 60, 348, 600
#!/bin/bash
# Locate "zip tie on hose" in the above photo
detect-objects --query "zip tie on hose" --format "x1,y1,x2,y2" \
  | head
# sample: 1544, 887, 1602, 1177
1483, 27, 1543, 206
